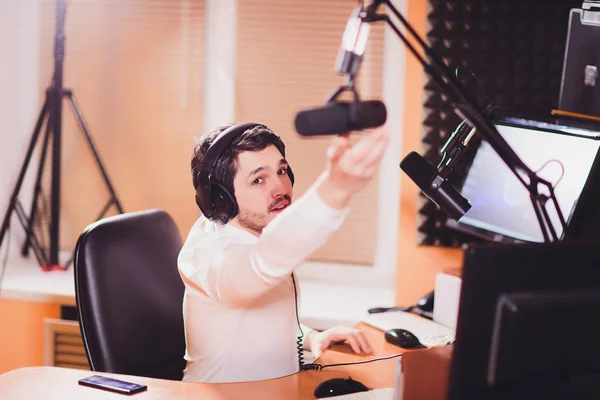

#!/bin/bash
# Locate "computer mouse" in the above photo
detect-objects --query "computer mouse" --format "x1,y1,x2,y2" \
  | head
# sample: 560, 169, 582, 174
313, 377, 370, 398
384, 328, 426, 349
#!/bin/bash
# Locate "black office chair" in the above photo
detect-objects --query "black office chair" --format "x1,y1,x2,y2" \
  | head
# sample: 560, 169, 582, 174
74, 209, 186, 380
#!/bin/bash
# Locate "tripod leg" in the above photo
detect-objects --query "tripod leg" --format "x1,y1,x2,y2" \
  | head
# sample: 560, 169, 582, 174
14, 201, 48, 266
48, 86, 63, 267
0, 99, 49, 254
65, 91, 124, 214
22, 118, 53, 257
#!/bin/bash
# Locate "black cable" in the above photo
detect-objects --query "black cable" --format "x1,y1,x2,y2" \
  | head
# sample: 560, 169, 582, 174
291, 273, 324, 371
455, 65, 520, 117
291, 273, 305, 368
455, 65, 496, 109
311, 353, 404, 371
368, 305, 413, 314
0, 226, 11, 297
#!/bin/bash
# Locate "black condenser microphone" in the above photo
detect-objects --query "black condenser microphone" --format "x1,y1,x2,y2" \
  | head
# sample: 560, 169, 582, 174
295, 100, 387, 136
400, 151, 471, 221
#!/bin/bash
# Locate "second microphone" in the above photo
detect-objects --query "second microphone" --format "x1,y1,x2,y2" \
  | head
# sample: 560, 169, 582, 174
400, 151, 471, 221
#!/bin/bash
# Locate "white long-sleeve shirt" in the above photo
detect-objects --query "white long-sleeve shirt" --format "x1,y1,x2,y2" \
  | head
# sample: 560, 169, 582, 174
177, 181, 349, 383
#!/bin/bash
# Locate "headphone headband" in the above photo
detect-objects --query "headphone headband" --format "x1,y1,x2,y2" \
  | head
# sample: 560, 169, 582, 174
201, 122, 262, 174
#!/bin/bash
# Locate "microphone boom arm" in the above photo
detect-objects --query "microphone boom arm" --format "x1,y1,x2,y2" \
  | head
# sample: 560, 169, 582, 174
363, 0, 567, 242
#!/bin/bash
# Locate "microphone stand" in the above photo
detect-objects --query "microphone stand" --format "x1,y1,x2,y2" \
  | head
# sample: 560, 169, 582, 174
362, 0, 567, 242
437, 103, 496, 184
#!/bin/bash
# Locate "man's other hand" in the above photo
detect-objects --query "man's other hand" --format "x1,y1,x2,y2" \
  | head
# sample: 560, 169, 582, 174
307, 325, 374, 359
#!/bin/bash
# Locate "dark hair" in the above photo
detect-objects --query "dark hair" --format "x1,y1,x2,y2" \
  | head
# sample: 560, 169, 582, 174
191, 123, 287, 199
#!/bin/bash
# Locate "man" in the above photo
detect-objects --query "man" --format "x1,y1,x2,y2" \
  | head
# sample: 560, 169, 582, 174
178, 123, 389, 383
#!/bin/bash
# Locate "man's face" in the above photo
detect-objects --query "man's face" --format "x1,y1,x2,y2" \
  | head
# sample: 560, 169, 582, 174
230, 145, 293, 235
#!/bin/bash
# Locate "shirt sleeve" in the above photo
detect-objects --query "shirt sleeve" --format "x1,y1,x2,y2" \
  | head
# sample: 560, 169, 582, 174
179, 177, 350, 309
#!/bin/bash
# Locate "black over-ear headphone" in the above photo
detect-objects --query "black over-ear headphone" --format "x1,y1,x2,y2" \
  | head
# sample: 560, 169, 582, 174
195, 123, 295, 224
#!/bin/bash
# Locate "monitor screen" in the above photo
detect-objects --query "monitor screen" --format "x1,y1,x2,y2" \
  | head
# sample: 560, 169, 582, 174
447, 118, 600, 243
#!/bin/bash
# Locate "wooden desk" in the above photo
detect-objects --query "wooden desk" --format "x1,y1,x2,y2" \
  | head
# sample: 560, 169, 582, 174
401, 345, 452, 400
0, 323, 451, 400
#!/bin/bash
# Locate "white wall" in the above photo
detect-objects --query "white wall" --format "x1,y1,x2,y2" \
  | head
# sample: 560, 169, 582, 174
0, 0, 41, 255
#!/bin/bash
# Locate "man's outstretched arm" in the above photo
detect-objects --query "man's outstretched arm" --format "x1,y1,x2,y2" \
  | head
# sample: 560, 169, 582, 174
180, 128, 390, 309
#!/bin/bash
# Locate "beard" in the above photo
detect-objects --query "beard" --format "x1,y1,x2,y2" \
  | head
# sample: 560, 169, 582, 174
236, 194, 292, 236
236, 209, 268, 235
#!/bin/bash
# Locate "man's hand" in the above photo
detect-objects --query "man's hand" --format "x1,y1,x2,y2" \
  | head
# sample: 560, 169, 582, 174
307, 325, 374, 359
317, 127, 390, 209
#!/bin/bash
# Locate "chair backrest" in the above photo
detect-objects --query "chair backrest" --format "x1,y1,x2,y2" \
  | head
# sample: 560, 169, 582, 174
74, 209, 186, 380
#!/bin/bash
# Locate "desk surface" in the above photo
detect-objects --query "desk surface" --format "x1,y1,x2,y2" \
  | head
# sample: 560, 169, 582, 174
0, 323, 452, 400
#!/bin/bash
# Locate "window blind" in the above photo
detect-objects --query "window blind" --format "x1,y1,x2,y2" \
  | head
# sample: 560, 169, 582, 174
235, 0, 385, 265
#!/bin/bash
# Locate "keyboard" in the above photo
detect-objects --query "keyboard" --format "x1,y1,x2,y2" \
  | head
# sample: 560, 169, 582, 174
324, 388, 395, 399
363, 311, 455, 347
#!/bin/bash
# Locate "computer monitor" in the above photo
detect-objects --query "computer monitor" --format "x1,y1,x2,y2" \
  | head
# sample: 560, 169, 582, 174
447, 241, 600, 400
559, 4, 600, 117
447, 118, 600, 243
487, 289, 600, 398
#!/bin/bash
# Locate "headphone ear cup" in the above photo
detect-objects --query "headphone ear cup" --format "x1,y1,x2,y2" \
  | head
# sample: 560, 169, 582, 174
288, 166, 295, 187
211, 182, 238, 223
195, 181, 213, 220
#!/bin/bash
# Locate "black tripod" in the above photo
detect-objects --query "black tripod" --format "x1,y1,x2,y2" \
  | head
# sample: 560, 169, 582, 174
0, 0, 123, 270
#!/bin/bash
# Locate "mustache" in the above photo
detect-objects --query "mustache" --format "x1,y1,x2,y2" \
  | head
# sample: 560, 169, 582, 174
269, 195, 291, 211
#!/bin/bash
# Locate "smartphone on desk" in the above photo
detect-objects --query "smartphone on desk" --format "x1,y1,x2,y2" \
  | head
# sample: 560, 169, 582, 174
78, 375, 148, 395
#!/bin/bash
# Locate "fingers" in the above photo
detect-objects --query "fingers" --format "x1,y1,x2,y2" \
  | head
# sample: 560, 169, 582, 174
317, 327, 374, 355
319, 126, 390, 204
318, 336, 334, 353
354, 331, 374, 354
326, 135, 350, 164
347, 333, 368, 355
361, 133, 389, 169
344, 331, 373, 355
346, 127, 386, 159
343, 127, 390, 170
